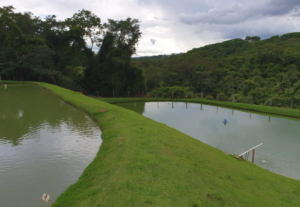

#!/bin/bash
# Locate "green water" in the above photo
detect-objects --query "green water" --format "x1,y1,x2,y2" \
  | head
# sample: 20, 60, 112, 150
116, 101, 300, 180
0, 85, 102, 206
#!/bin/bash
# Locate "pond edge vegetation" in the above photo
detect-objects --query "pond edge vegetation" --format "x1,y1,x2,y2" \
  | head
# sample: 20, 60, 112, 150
2, 81, 300, 207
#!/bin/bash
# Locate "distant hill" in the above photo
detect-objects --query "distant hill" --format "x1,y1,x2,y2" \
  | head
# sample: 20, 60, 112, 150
132, 32, 300, 108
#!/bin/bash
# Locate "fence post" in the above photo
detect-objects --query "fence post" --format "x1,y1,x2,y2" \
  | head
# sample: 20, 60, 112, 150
201, 92, 203, 99
270, 98, 272, 106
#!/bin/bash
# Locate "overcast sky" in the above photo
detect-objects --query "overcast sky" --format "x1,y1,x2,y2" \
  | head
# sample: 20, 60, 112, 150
3, 0, 300, 56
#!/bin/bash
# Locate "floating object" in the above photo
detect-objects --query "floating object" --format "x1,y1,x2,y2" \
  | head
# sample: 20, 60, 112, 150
223, 119, 228, 124
42, 194, 50, 202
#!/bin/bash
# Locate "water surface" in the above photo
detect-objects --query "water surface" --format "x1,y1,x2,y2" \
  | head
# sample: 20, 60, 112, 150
116, 101, 300, 180
0, 85, 102, 206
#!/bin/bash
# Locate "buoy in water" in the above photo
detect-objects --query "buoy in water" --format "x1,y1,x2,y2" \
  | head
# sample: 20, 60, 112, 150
223, 119, 228, 125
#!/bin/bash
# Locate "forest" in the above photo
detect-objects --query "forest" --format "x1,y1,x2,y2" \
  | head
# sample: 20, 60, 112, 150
133, 33, 300, 108
2, 5, 300, 108
0, 5, 145, 96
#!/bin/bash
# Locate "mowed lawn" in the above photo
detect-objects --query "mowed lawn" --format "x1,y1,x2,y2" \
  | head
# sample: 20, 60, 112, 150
2, 81, 300, 207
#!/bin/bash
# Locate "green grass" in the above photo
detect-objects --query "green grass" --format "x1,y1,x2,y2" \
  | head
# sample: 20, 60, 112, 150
2, 81, 300, 206
95, 97, 300, 119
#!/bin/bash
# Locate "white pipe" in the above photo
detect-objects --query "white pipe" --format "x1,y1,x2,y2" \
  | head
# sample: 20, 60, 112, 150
239, 143, 263, 157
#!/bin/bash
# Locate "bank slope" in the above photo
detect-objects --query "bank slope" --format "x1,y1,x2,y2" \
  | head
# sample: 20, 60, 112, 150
3, 82, 300, 206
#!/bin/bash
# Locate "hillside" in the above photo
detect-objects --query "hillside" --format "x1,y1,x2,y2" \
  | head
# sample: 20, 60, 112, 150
132, 33, 300, 108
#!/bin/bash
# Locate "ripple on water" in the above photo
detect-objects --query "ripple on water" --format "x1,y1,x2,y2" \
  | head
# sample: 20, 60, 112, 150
0, 85, 102, 207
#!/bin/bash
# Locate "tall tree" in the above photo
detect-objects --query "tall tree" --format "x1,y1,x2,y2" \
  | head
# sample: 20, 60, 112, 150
65, 9, 102, 49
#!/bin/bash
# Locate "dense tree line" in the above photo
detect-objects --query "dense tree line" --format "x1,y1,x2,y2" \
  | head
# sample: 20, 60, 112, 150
0, 5, 145, 95
133, 33, 300, 108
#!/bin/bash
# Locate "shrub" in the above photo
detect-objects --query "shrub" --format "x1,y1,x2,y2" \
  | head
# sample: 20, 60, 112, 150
205, 95, 214, 100
150, 86, 194, 98
229, 93, 252, 103
216, 93, 228, 101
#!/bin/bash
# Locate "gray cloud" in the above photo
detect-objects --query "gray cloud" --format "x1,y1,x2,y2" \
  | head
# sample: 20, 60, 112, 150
180, 0, 300, 25
139, 0, 212, 14
196, 17, 295, 40
150, 38, 156, 44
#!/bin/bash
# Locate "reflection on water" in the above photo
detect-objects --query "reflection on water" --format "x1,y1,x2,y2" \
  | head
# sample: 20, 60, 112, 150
0, 85, 102, 206
116, 101, 300, 180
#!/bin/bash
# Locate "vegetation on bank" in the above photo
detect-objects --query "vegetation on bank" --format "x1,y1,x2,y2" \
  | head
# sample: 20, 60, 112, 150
2, 81, 300, 207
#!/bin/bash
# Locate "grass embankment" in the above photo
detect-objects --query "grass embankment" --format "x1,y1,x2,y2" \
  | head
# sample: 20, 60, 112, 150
96, 97, 300, 119
2, 81, 300, 206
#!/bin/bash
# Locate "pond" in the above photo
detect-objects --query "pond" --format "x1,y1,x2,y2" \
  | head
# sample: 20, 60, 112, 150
0, 85, 102, 206
116, 101, 300, 180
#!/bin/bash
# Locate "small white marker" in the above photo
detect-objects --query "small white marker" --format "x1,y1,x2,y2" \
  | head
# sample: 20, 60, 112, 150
42, 194, 50, 202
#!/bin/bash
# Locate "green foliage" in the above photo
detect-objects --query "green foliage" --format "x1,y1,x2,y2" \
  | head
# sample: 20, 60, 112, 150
65, 9, 102, 49
138, 31, 300, 107
242, 79, 259, 96
216, 93, 228, 101
84, 19, 145, 96
267, 96, 293, 108
0, 5, 145, 96
205, 95, 214, 100
245, 36, 261, 42
249, 88, 268, 104
150, 86, 193, 98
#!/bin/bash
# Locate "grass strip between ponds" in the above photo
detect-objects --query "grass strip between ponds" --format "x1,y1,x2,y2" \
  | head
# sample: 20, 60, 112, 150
96, 97, 300, 119
2, 81, 300, 207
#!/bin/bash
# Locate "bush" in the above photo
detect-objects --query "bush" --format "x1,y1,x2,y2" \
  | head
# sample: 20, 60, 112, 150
205, 95, 214, 100
216, 93, 228, 101
265, 96, 295, 108
229, 93, 252, 103
150, 86, 194, 98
